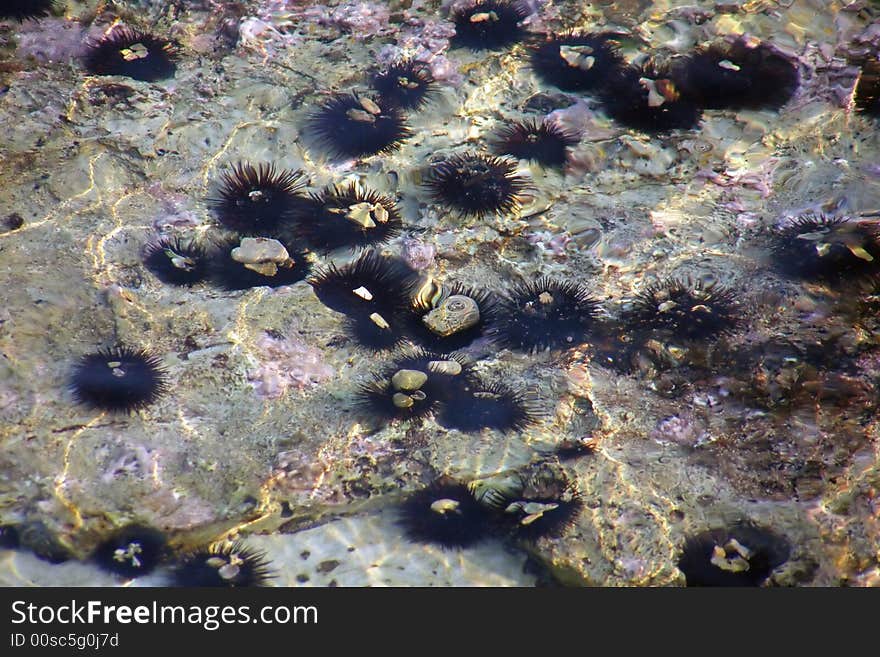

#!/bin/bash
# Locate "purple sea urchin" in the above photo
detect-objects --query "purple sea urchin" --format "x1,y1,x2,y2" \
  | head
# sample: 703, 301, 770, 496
83, 26, 179, 82
357, 350, 476, 423
436, 381, 539, 433
0, 0, 57, 22
771, 215, 880, 285
143, 236, 209, 286
599, 61, 702, 133
172, 541, 274, 587
293, 183, 403, 253
529, 31, 625, 92
307, 93, 412, 159
398, 480, 497, 548
496, 277, 600, 352
369, 58, 437, 111
69, 346, 169, 413
209, 162, 308, 235
678, 523, 791, 586
92, 525, 167, 578
490, 119, 580, 168
425, 152, 531, 219
450, 0, 529, 51
624, 278, 739, 342
672, 38, 799, 111
208, 236, 311, 291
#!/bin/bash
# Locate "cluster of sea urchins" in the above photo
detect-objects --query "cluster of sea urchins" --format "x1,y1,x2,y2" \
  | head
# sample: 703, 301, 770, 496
88, 524, 274, 586
307, 57, 438, 160
396, 474, 583, 549
529, 32, 799, 133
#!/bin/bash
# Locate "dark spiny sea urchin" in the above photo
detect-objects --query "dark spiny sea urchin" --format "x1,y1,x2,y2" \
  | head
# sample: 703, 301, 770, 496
209, 162, 308, 235
529, 31, 625, 92
490, 118, 580, 168
436, 381, 540, 433
307, 93, 412, 159
369, 58, 437, 111
677, 523, 791, 587
771, 215, 880, 285
208, 236, 311, 291
357, 350, 476, 424
425, 152, 532, 220
143, 236, 210, 286
671, 37, 799, 111
0, 0, 57, 22
69, 346, 169, 413
92, 525, 168, 578
293, 183, 404, 253
172, 541, 274, 587
624, 278, 739, 342
496, 277, 601, 351
406, 282, 502, 352
309, 250, 416, 318
83, 26, 180, 82
398, 480, 497, 549
309, 250, 417, 349
504, 486, 583, 540
450, 0, 530, 51
599, 61, 702, 133
855, 58, 880, 117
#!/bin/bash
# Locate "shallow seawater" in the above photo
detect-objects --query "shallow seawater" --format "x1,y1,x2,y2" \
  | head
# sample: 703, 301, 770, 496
1, 0, 879, 587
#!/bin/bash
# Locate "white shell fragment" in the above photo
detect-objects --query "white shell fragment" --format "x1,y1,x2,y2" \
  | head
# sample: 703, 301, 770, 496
369, 312, 390, 329
427, 360, 462, 376
559, 45, 596, 71
422, 295, 480, 337
392, 392, 414, 409
353, 286, 373, 301
430, 498, 461, 514
345, 202, 388, 229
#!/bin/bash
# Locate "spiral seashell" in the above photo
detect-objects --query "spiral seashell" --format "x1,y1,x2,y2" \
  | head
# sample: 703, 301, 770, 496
422, 294, 480, 337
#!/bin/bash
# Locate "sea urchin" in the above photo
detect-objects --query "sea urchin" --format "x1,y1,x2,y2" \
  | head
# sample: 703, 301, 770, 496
307, 93, 412, 159
369, 59, 437, 111
529, 31, 625, 92
209, 162, 307, 236
771, 215, 880, 285
437, 381, 539, 433
0, 0, 57, 22
172, 541, 274, 587
425, 152, 531, 220
398, 480, 497, 549
293, 183, 403, 253
143, 236, 210, 286
69, 346, 169, 413
83, 26, 180, 82
92, 525, 168, 579
672, 38, 800, 111
496, 277, 601, 351
624, 278, 739, 342
490, 119, 580, 168
450, 0, 530, 51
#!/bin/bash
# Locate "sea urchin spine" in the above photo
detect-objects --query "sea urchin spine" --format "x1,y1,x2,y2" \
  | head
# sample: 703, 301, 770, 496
83, 26, 180, 82
307, 93, 412, 159
69, 345, 169, 413
490, 119, 580, 168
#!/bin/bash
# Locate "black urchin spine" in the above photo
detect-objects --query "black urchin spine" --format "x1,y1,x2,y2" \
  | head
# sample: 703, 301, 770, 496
436, 380, 540, 433
207, 236, 311, 291
83, 26, 180, 82
398, 481, 498, 548
0, 0, 57, 22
